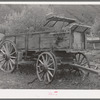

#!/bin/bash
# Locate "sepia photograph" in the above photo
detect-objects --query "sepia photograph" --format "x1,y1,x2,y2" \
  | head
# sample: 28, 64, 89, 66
0, 2, 100, 92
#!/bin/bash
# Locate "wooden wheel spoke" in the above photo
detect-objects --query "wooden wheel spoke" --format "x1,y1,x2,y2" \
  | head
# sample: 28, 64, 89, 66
79, 56, 85, 64
0, 54, 4, 59
37, 66, 43, 73
10, 56, 16, 59
48, 67, 54, 71
48, 70, 53, 77
8, 61, 12, 71
39, 59, 44, 65
47, 57, 53, 65
7, 43, 10, 51
41, 72, 45, 79
44, 73, 47, 82
45, 54, 48, 62
2, 60, 6, 67
0, 59, 5, 65
5, 43, 9, 54
10, 51, 16, 56
1, 60, 6, 69
6, 42, 13, 54
47, 62, 53, 67
9, 60, 13, 70
6, 61, 10, 71
0, 56, 3, 60
0, 53, 3, 57
8, 43, 13, 53
37, 65, 40, 68
47, 56, 50, 64
81, 61, 88, 66
75, 55, 78, 62
10, 59, 15, 64
38, 70, 44, 74
2, 45, 7, 53
81, 58, 87, 64
2, 62, 7, 71
47, 72, 51, 82
39, 68, 46, 79
0, 58, 5, 62
42, 55, 45, 62
1, 49, 5, 54
78, 54, 81, 63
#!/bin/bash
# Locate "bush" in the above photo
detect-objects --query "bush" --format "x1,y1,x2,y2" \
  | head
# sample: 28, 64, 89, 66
2, 5, 49, 35
91, 16, 100, 36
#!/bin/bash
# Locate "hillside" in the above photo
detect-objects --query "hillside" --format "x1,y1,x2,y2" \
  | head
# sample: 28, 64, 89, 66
0, 5, 100, 25
0, 5, 100, 34
51, 5, 100, 26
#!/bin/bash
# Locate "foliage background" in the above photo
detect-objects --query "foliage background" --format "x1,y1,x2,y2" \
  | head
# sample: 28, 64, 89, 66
0, 5, 100, 35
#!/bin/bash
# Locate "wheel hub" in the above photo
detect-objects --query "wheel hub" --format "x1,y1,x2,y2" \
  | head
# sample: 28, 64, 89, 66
4, 54, 10, 61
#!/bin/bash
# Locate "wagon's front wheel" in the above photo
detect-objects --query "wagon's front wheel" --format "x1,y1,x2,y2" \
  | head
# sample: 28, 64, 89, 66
0, 40, 18, 73
36, 52, 57, 84
73, 52, 90, 80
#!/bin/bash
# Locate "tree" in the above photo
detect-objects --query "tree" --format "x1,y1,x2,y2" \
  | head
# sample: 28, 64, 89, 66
91, 16, 100, 36
2, 5, 50, 35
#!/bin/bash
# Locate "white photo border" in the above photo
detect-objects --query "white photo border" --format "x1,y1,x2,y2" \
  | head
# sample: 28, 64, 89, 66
0, 1, 100, 99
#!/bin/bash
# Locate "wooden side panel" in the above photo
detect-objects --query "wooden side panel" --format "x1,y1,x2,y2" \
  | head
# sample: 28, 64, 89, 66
28, 34, 39, 50
16, 35, 26, 50
5, 32, 70, 51
5, 37, 15, 42
40, 33, 70, 49
5, 36, 25, 50
72, 32, 85, 50
40, 33, 56, 49
87, 42, 100, 50
56, 33, 70, 49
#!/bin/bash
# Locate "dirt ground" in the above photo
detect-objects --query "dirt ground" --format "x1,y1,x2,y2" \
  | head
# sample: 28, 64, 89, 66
0, 63, 100, 89
0, 50, 100, 89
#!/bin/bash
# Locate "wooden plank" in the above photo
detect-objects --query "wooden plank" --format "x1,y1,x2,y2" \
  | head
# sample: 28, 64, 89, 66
5, 37, 15, 42
28, 34, 39, 50
40, 33, 70, 49
16, 35, 26, 50
70, 64, 100, 75
5, 31, 70, 51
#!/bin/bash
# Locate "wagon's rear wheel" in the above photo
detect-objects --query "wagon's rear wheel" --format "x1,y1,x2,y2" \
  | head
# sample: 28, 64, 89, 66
36, 52, 57, 84
73, 52, 90, 80
0, 40, 18, 73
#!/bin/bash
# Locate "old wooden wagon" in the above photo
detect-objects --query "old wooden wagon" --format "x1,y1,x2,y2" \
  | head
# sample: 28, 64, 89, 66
0, 15, 100, 84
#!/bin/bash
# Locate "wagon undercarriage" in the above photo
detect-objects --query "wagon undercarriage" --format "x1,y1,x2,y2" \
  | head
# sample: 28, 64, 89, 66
16, 50, 98, 84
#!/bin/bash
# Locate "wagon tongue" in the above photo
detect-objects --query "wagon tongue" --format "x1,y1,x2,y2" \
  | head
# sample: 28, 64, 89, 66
71, 63, 100, 75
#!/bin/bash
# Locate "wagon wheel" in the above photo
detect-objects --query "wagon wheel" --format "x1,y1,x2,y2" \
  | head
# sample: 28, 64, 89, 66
0, 40, 18, 73
36, 52, 57, 84
73, 52, 90, 80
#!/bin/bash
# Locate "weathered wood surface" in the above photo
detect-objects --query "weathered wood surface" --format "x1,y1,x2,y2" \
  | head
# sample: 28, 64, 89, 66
5, 32, 70, 51
28, 32, 70, 50
28, 34, 39, 50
